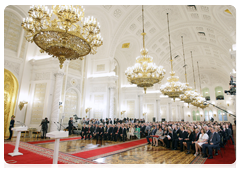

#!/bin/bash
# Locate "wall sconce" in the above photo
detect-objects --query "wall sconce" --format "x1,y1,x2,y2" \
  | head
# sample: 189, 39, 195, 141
143, 112, 147, 116
59, 102, 63, 109
213, 114, 217, 117
121, 111, 126, 115
85, 108, 92, 113
227, 102, 230, 106
19, 101, 28, 110
188, 114, 190, 117
200, 114, 203, 117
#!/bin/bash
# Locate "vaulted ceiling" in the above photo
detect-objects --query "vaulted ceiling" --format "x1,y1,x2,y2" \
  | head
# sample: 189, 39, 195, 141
14, 5, 236, 89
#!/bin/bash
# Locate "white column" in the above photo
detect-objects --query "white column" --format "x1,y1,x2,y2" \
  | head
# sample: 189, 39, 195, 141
176, 105, 179, 121
139, 95, 143, 119
109, 87, 116, 120
50, 72, 64, 132
167, 102, 172, 121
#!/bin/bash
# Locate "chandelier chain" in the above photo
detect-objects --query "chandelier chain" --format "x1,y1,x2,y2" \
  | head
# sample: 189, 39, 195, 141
181, 36, 187, 83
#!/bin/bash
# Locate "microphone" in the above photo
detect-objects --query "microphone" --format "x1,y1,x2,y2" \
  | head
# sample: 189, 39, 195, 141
17, 121, 26, 127
54, 122, 60, 131
57, 122, 66, 131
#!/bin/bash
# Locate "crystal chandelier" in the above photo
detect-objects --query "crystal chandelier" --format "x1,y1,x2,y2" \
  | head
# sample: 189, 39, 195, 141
160, 13, 187, 101
125, 6, 165, 94
179, 36, 194, 107
21, 5, 103, 68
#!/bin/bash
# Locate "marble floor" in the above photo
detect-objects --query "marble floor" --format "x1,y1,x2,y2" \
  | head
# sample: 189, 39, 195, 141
5, 126, 236, 164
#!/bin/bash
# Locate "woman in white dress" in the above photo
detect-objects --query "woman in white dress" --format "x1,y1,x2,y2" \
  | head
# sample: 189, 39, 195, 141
194, 128, 209, 156
127, 125, 134, 139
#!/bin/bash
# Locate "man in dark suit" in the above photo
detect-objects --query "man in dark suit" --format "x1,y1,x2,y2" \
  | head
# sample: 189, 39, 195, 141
202, 127, 220, 159
68, 117, 73, 135
226, 124, 234, 145
109, 124, 114, 141
122, 125, 127, 142
207, 126, 212, 137
96, 124, 104, 140
234, 118, 238, 131
164, 128, 173, 148
171, 126, 179, 150
114, 125, 122, 142
176, 126, 188, 151
92, 124, 98, 139
109, 118, 112, 124
86, 124, 92, 139
7, 116, 15, 140
140, 124, 146, 138
146, 126, 157, 144
103, 124, 109, 140
81, 124, 87, 139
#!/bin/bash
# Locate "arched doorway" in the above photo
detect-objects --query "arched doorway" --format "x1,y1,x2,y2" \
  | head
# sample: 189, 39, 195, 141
4, 69, 19, 137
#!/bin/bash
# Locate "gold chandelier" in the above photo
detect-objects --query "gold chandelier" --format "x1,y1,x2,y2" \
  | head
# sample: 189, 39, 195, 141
21, 5, 103, 68
189, 51, 203, 108
196, 61, 209, 109
160, 13, 187, 101
179, 36, 193, 107
125, 6, 165, 94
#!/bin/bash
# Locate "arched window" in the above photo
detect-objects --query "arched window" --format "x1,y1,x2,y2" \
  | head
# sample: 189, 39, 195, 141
218, 110, 228, 122
196, 110, 200, 121
204, 110, 209, 121
215, 86, 224, 100
192, 111, 196, 121
202, 87, 210, 101
204, 110, 213, 121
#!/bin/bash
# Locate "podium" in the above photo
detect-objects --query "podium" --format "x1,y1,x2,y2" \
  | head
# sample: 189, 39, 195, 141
46, 131, 69, 164
8, 126, 28, 157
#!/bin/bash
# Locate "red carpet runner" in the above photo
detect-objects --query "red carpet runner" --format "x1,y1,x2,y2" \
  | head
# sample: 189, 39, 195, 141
72, 138, 148, 160
204, 141, 236, 164
4, 142, 98, 164
27, 136, 82, 144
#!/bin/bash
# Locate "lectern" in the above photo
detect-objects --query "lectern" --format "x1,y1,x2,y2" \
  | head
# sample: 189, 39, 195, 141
46, 130, 69, 164
8, 126, 28, 156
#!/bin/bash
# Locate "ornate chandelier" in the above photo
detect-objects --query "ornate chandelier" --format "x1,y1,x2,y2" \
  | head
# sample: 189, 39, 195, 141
21, 5, 103, 68
196, 61, 209, 109
179, 36, 194, 107
125, 6, 165, 94
160, 13, 187, 101
189, 51, 202, 108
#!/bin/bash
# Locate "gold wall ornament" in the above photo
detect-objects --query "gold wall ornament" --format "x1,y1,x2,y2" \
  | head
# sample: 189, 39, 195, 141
85, 108, 92, 113
4, 69, 19, 137
19, 101, 28, 111
21, 5, 103, 69
143, 112, 146, 116
125, 6, 165, 94
121, 111, 126, 115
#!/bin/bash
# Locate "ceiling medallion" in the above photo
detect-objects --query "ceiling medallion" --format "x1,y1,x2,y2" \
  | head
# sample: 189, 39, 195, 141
125, 6, 165, 94
21, 5, 103, 68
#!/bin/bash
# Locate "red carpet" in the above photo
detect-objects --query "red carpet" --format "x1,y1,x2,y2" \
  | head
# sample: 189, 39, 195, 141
4, 142, 99, 164
27, 136, 82, 144
204, 140, 236, 164
4, 144, 64, 164
72, 138, 148, 159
